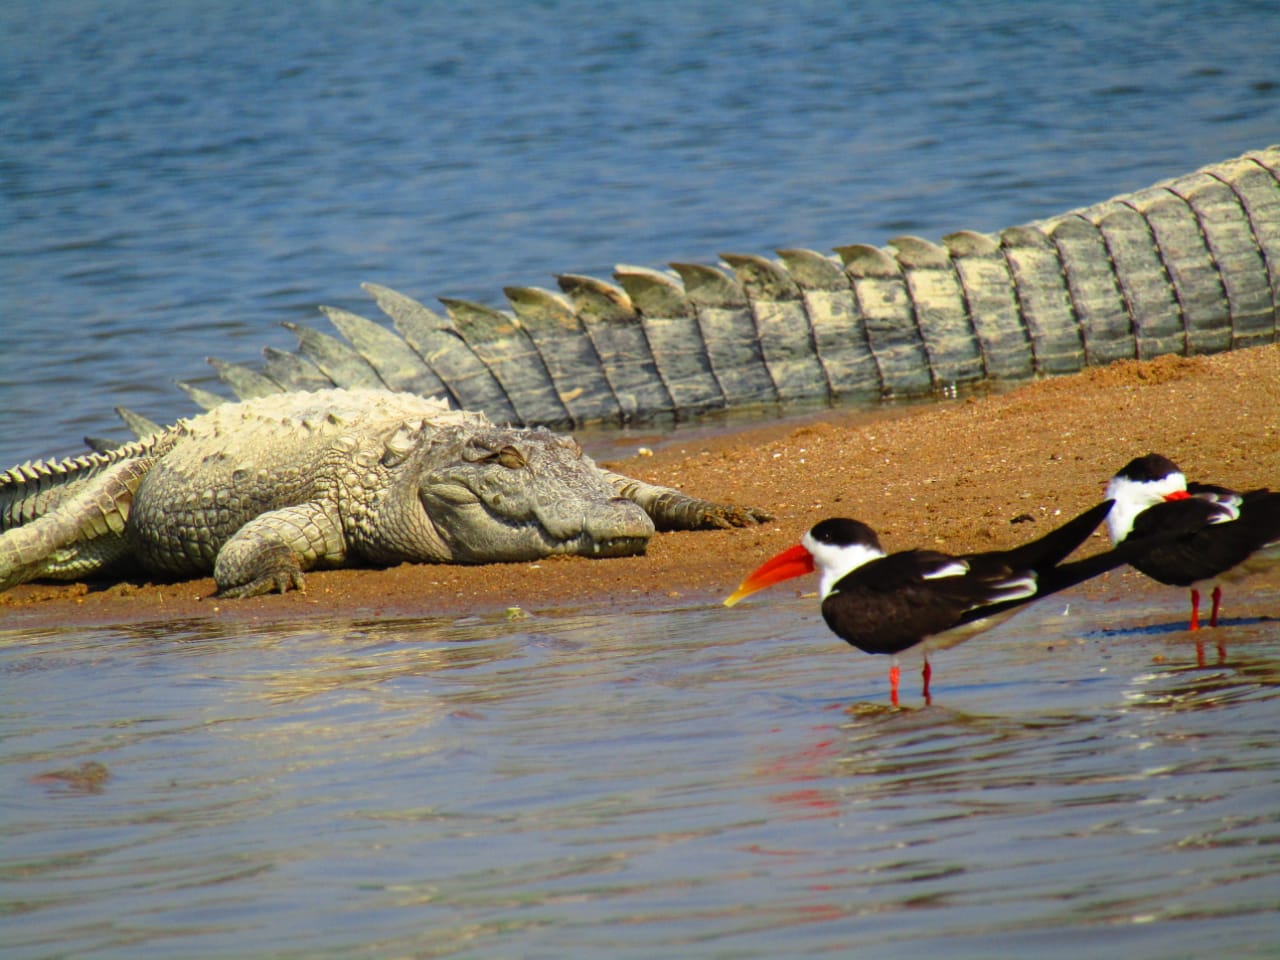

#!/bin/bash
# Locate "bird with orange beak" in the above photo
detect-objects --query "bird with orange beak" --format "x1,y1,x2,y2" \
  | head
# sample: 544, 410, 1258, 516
725, 501, 1122, 705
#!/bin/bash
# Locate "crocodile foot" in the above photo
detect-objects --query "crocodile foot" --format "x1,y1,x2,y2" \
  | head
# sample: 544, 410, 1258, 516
691, 503, 774, 529
215, 542, 307, 598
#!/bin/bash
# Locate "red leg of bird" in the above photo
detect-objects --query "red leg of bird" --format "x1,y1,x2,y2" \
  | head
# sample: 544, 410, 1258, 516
1196, 640, 1206, 668
921, 658, 932, 707
889, 664, 900, 708
1188, 589, 1201, 632
1210, 586, 1222, 628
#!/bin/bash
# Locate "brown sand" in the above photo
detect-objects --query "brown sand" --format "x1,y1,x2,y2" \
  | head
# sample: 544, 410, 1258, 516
3, 345, 1277, 631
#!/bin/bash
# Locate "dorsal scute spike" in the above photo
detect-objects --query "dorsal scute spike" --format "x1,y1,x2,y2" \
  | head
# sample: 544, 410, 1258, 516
669, 262, 746, 307
1000, 224, 1054, 249
613, 264, 693, 318
361, 286, 497, 411
943, 230, 1001, 257
555, 274, 636, 322
719, 253, 802, 301
887, 235, 951, 269
115, 407, 164, 440
503, 286, 579, 331
835, 244, 900, 278
318, 303, 449, 397
282, 321, 384, 389
318, 304, 377, 334
262, 347, 331, 391
177, 381, 231, 410
362, 283, 453, 333
1048, 216, 1103, 243
776, 248, 847, 290
439, 298, 521, 337
207, 358, 282, 400
319, 303, 425, 362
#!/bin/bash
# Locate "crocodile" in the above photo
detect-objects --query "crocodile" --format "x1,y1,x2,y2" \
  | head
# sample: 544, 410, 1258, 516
150, 145, 1278, 434
0, 389, 770, 598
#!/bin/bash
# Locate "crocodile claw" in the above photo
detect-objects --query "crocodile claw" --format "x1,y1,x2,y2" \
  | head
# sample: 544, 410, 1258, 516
696, 503, 774, 529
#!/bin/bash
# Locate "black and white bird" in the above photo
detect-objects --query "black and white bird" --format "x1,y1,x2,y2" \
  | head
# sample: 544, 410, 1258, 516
724, 500, 1120, 705
1105, 453, 1280, 630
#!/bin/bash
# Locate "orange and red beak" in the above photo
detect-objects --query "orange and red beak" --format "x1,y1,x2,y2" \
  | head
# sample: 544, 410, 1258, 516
723, 543, 815, 607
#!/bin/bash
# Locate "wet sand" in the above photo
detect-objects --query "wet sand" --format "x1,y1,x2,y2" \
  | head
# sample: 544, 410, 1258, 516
3, 345, 1277, 630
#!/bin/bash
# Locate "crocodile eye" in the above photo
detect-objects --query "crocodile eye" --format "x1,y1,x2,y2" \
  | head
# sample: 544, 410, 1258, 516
467, 443, 528, 469
495, 445, 527, 469
463, 439, 526, 468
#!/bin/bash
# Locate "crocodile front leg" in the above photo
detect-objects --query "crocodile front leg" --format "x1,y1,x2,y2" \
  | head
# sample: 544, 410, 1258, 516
213, 502, 347, 598
604, 471, 772, 531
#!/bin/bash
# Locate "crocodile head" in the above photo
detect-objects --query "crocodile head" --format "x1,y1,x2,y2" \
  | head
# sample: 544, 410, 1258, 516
410, 424, 655, 563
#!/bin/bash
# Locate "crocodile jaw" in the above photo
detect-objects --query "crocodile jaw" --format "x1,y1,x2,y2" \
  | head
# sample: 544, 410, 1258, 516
417, 490, 656, 563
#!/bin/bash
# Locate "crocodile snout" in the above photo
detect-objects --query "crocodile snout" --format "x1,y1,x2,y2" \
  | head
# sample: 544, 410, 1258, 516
536, 496, 655, 551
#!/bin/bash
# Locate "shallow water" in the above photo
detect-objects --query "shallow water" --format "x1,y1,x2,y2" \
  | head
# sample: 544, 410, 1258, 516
4, 587, 1279, 958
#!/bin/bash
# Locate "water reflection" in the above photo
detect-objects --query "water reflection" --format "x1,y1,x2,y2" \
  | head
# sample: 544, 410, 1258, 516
2, 593, 1277, 957
28, 760, 111, 795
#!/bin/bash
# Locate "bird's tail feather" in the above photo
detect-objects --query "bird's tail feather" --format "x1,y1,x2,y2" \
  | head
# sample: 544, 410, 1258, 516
997, 499, 1114, 573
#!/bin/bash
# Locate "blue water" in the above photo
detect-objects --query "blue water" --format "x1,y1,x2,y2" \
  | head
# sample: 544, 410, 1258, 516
4, 593, 1280, 959
2, 2, 1280, 956
3, 0, 1279, 464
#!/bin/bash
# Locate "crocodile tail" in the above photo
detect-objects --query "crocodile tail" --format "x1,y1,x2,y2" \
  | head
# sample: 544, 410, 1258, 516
0, 437, 162, 531
0, 455, 156, 590
191, 146, 1277, 430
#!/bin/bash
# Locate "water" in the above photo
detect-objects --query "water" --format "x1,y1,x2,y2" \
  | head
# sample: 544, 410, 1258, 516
2, 2, 1280, 955
2, 0, 1279, 463
4, 592, 1280, 958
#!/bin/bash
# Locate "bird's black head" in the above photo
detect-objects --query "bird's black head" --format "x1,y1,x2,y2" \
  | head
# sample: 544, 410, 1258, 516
807, 518, 882, 552
1115, 453, 1182, 484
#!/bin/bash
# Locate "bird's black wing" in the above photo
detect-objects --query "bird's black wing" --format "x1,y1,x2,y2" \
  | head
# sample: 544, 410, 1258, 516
825, 551, 1026, 655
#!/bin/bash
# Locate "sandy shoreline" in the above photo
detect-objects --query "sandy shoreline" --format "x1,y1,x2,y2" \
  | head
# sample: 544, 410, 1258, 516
2, 344, 1277, 632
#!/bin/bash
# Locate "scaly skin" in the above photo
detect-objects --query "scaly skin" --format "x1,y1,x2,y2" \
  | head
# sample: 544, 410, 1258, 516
160, 145, 1278, 430
0, 389, 770, 597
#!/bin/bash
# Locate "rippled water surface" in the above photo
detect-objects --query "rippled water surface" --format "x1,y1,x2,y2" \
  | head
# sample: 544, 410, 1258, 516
3, 1, 1280, 956
3, 0, 1280, 463
5, 592, 1280, 958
